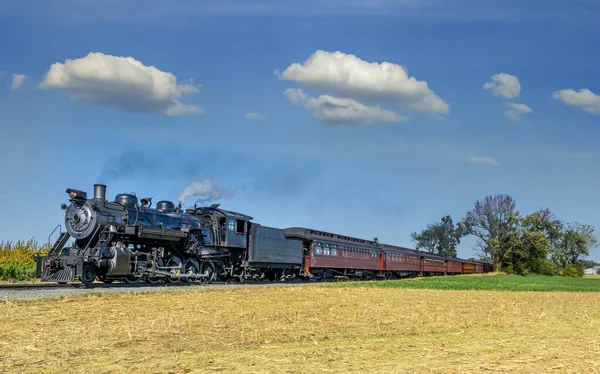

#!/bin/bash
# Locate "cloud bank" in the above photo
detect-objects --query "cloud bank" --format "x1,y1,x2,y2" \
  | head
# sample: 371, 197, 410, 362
245, 112, 266, 120
39, 52, 202, 116
553, 89, 600, 114
484, 73, 521, 99
469, 156, 499, 166
285, 88, 406, 125
504, 102, 532, 120
278, 50, 448, 124
11, 74, 26, 90
280, 50, 449, 115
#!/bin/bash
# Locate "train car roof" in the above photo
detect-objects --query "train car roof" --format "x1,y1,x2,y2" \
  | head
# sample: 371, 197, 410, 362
379, 243, 418, 253
283, 227, 378, 247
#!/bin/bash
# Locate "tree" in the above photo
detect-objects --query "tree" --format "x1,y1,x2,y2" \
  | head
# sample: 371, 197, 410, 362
519, 209, 563, 275
554, 222, 598, 267
521, 208, 563, 246
462, 194, 520, 271
410, 215, 464, 258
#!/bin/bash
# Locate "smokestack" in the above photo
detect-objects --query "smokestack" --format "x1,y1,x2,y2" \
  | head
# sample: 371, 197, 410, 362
94, 184, 107, 201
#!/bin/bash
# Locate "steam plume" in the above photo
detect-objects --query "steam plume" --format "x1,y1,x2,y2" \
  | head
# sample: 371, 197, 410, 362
178, 178, 238, 204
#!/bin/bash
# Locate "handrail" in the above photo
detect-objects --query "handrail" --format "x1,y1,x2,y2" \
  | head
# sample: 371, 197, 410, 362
81, 225, 102, 253
48, 224, 62, 247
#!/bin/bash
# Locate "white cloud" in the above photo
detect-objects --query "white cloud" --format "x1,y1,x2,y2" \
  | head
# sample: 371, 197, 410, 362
245, 112, 266, 120
469, 156, 499, 166
552, 88, 600, 114
11, 74, 26, 90
484, 73, 521, 99
285, 88, 407, 125
39, 52, 202, 116
504, 102, 532, 120
278, 50, 449, 116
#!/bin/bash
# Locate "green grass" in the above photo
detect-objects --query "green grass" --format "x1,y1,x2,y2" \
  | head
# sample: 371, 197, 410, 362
334, 274, 600, 292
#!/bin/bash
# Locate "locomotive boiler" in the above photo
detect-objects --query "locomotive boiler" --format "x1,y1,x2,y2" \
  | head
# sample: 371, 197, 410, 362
37, 184, 220, 285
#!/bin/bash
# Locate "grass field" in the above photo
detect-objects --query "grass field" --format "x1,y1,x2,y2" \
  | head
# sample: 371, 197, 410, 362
336, 273, 600, 292
1, 275, 600, 373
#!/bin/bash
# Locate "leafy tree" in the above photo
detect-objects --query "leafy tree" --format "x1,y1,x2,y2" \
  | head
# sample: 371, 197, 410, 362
554, 222, 598, 267
410, 215, 464, 257
462, 194, 520, 271
519, 209, 563, 275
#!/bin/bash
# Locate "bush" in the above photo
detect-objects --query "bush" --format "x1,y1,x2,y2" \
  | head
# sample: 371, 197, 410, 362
503, 263, 515, 275
0, 239, 49, 282
561, 264, 584, 278
0, 262, 37, 282
597, 268, 600, 275
539, 260, 556, 276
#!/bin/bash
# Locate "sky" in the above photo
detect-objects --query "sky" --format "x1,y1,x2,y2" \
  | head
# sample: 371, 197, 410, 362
1, 0, 599, 261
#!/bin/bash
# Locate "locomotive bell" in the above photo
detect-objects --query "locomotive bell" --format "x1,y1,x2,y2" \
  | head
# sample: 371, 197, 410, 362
141, 197, 152, 208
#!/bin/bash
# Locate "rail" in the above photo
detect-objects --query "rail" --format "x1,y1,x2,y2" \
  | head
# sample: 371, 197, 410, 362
48, 224, 62, 247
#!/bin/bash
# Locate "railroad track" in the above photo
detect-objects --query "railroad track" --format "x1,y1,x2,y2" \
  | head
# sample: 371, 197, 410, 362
0, 281, 216, 290
0, 275, 355, 293
0, 283, 79, 290
0, 279, 310, 291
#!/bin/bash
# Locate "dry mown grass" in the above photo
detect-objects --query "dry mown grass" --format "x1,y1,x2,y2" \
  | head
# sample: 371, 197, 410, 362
1, 285, 599, 373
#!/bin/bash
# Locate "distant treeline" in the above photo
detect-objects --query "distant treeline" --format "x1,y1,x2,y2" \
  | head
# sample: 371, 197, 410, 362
411, 194, 598, 277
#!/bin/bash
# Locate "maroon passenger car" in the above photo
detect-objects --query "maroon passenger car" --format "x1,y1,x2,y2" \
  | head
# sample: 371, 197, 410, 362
283, 227, 380, 279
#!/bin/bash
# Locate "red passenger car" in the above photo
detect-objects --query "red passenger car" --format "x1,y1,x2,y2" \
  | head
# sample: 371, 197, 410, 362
283, 227, 380, 279
421, 255, 447, 275
380, 244, 420, 278
446, 259, 463, 274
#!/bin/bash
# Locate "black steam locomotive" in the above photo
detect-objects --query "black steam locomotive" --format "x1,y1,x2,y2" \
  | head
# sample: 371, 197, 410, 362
37, 184, 281, 285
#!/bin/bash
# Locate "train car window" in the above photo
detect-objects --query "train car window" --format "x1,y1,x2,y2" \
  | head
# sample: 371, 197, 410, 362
332, 245, 337, 257
236, 220, 245, 233
228, 219, 235, 231
324, 244, 330, 256
316, 243, 323, 256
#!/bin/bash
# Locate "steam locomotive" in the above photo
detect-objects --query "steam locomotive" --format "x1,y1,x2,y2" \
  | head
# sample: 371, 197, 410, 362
36, 184, 492, 285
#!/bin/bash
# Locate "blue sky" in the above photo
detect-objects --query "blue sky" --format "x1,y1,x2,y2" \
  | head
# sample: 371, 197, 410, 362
1, 0, 599, 261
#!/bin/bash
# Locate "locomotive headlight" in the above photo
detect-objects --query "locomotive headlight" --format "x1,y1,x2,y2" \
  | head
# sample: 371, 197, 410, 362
66, 188, 88, 200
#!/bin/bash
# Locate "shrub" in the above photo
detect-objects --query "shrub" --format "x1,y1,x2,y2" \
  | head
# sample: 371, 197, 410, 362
561, 264, 583, 278
503, 263, 515, 275
0, 262, 37, 282
0, 239, 49, 282
597, 268, 600, 275
539, 260, 556, 276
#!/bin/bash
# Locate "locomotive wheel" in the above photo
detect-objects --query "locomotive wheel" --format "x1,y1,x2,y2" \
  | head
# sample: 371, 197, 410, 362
199, 261, 216, 282
145, 274, 165, 284
123, 274, 141, 284
166, 255, 183, 283
79, 264, 96, 285
183, 258, 201, 283
146, 257, 166, 284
